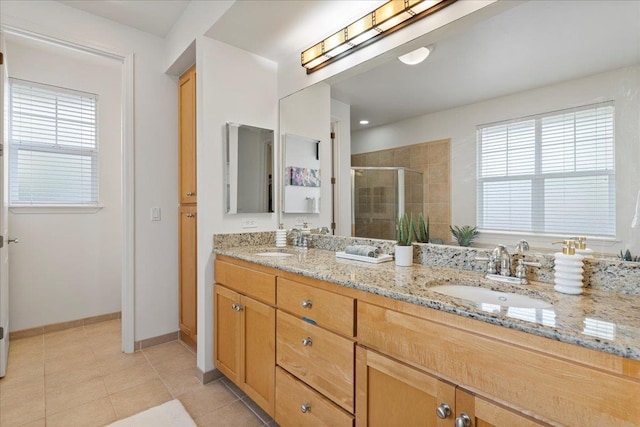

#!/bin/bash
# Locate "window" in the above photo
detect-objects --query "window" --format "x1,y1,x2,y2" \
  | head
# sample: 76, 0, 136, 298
9, 79, 98, 205
477, 102, 615, 237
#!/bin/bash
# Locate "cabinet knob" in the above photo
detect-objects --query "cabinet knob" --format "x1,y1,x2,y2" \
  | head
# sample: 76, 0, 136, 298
455, 413, 471, 427
436, 403, 451, 419
186, 213, 195, 218
186, 192, 195, 196
231, 303, 244, 312
300, 403, 311, 414
301, 337, 313, 346
301, 300, 313, 308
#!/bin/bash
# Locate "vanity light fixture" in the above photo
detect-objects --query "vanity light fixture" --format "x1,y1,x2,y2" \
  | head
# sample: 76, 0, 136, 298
301, 0, 456, 74
398, 45, 432, 65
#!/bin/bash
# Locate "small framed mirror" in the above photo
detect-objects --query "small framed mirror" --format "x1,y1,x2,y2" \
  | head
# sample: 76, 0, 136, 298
225, 122, 274, 214
282, 133, 321, 214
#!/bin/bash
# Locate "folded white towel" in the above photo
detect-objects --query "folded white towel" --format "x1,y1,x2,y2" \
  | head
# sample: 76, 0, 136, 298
345, 245, 380, 258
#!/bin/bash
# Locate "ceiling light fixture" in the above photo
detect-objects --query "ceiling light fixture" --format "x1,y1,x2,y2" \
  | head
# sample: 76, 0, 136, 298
398, 45, 432, 65
301, 0, 456, 74
360, 120, 370, 125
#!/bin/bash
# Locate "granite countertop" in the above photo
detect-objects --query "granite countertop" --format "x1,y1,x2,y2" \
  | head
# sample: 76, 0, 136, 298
214, 245, 640, 360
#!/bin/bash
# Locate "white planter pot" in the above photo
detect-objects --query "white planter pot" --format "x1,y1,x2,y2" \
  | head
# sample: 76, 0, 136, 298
395, 245, 413, 267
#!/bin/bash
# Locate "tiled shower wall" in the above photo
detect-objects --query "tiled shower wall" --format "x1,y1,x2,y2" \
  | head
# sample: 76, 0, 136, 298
352, 139, 451, 242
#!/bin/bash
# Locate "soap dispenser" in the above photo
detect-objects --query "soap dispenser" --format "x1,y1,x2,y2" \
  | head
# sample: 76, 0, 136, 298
573, 236, 594, 258
552, 240, 585, 295
275, 224, 287, 248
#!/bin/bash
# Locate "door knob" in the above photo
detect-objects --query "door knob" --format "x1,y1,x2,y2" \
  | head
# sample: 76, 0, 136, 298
455, 413, 472, 427
436, 403, 451, 419
8, 238, 18, 244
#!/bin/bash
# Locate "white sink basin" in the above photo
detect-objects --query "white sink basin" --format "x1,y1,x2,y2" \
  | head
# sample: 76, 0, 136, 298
431, 285, 552, 309
256, 252, 293, 257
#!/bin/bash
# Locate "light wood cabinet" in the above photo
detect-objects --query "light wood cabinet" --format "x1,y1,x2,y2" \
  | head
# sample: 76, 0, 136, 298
276, 367, 353, 427
276, 310, 355, 413
356, 345, 455, 427
357, 301, 640, 426
214, 256, 640, 427
356, 345, 543, 427
214, 275, 276, 416
178, 65, 196, 205
179, 65, 197, 349
178, 205, 197, 346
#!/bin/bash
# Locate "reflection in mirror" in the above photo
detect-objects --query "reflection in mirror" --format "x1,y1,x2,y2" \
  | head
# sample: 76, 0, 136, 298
225, 122, 274, 214
283, 133, 320, 214
316, 0, 638, 256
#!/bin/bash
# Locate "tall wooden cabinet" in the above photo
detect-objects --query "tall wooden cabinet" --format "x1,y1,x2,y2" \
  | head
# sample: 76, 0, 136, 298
179, 65, 197, 348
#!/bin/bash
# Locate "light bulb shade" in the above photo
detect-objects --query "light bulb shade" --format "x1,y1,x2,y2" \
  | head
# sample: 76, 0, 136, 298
301, 0, 455, 73
398, 46, 431, 65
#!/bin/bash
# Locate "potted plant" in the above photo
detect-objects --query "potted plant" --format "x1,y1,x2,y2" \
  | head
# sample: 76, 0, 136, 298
449, 225, 479, 247
414, 213, 429, 243
395, 213, 415, 266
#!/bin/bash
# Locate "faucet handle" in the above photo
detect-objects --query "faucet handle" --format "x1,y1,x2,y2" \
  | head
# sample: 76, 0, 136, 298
515, 240, 530, 254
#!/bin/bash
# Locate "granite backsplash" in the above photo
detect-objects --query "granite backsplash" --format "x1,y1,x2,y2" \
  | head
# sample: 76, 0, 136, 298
213, 232, 640, 295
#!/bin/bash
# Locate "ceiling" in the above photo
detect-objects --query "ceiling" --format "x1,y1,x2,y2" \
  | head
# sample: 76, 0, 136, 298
55, 0, 640, 130
58, 0, 190, 37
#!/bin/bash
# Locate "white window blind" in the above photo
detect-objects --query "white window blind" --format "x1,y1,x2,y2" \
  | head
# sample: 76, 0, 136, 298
9, 79, 98, 205
477, 102, 615, 237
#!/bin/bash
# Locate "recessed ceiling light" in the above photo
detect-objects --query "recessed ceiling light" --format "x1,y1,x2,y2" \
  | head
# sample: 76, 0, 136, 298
360, 120, 370, 125
398, 45, 433, 65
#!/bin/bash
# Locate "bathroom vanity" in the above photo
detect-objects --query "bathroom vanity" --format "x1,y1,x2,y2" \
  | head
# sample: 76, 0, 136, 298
213, 243, 640, 427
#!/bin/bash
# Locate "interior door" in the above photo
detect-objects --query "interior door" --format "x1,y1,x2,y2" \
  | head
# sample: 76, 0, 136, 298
0, 30, 10, 378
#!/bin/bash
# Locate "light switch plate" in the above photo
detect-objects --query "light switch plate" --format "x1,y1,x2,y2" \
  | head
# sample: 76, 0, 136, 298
242, 218, 258, 228
151, 207, 161, 221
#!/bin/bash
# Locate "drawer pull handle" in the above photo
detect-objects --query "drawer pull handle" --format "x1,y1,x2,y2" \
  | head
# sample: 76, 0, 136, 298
186, 192, 195, 196
186, 213, 195, 218
436, 403, 451, 419
301, 337, 313, 346
301, 300, 313, 308
455, 413, 471, 427
231, 303, 244, 312
300, 403, 311, 414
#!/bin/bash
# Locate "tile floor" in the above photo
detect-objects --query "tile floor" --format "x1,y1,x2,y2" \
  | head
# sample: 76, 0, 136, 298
0, 319, 277, 427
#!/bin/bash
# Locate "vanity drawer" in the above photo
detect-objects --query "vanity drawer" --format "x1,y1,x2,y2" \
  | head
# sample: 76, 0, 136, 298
277, 277, 355, 337
214, 259, 276, 305
275, 367, 354, 427
276, 311, 355, 413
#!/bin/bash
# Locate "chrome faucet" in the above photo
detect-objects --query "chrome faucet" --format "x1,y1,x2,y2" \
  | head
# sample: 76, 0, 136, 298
288, 228, 309, 248
492, 244, 511, 276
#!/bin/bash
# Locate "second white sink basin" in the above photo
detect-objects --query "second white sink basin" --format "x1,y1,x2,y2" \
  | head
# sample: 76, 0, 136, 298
431, 285, 552, 309
256, 252, 293, 257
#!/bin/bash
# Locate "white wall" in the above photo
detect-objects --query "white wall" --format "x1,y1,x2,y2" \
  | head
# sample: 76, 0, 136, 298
1, 1, 179, 341
196, 36, 278, 371
5, 37, 122, 331
280, 83, 332, 230
352, 65, 640, 254
331, 99, 352, 236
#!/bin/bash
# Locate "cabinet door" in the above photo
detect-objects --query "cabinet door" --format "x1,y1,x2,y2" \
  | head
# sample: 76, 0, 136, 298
242, 295, 276, 417
214, 285, 241, 384
355, 345, 455, 427
455, 389, 546, 427
179, 205, 197, 343
179, 65, 196, 204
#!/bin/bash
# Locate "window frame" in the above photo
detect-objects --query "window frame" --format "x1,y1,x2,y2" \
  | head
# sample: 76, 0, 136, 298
476, 101, 616, 239
8, 78, 101, 210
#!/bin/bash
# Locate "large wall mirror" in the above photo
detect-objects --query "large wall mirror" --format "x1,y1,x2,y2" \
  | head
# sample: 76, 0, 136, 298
279, 0, 640, 257
225, 122, 274, 214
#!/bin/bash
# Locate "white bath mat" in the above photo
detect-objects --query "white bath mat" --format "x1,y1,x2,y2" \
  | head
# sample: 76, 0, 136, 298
106, 399, 196, 427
